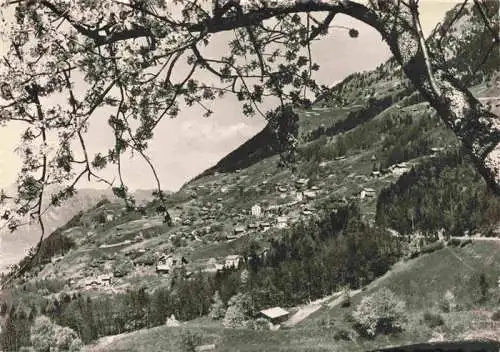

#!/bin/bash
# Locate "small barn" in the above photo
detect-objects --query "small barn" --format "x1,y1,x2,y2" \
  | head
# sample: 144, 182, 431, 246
257, 307, 290, 325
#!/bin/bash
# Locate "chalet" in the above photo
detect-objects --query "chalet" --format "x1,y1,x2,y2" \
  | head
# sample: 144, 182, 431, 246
105, 212, 115, 222
303, 191, 316, 200
360, 188, 376, 199
224, 255, 242, 269
295, 178, 309, 187
310, 185, 320, 191
431, 147, 444, 153
247, 223, 259, 230
277, 186, 288, 193
233, 226, 246, 235
257, 307, 290, 325
195, 344, 216, 352
155, 255, 187, 274
99, 275, 112, 284
295, 192, 304, 202
259, 222, 271, 231
251, 204, 262, 217
276, 216, 288, 229
51, 256, 64, 264
334, 155, 346, 160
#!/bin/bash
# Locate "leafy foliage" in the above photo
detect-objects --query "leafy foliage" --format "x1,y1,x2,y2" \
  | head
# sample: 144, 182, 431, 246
209, 291, 226, 320
352, 288, 407, 337
376, 150, 500, 237
30, 315, 82, 352
223, 293, 252, 328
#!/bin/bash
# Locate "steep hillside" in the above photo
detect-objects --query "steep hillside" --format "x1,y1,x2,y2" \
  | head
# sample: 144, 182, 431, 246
1, 2, 499, 352
194, 124, 278, 179
0, 188, 155, 272
81, 242, 500, 352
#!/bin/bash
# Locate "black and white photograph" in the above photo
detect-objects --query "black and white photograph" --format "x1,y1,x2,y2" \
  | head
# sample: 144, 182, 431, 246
0, 0, 499, 351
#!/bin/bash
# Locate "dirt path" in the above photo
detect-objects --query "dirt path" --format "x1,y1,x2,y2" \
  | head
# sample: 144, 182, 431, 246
283, 295, 337, 327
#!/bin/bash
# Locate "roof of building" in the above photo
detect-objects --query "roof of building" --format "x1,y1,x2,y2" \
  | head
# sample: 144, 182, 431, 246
225, 254, 242, 260
259, 307, 289, 319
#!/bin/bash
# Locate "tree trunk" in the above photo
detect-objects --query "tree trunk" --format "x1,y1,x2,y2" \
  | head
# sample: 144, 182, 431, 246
203, 0, 500, 194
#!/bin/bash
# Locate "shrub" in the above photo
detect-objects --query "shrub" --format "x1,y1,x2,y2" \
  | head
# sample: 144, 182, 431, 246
420, 241, 444, 255
340, 287, 351, 308
177, 330, 202, 352
208, 291, 226, 320
112, 257, 134, 278
422, 311, 445, 328
223, 293, 252, 328
31, 315, 83, 352
491, 310, 500, 321
440, 290, 458, 313
333, 328, 352, 341
352, 288, 407, 337
252, 318, 270, 331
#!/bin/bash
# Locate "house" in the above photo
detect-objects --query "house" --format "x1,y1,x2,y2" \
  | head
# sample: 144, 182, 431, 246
260, 222, 271, 231
156, 255, 187, 274
247, 223, 259, 230
251, 204, 262, 217
296, 192, 304, 202
360, 188, 376, 199
195, 344, 216, 352
233, 226, 246, 235
277, 186, 288, 193
257, 307, 290, 325
303, 191, 316, 200
276, 216, 288, 227
99, 275, 112, 284
105, 212, 115, 222
295, 178, 309, 187
51, 256, 64, 264
224, 255, 242, 269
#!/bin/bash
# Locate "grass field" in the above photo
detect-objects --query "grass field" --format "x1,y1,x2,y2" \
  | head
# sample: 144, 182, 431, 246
83, 242, 500, 352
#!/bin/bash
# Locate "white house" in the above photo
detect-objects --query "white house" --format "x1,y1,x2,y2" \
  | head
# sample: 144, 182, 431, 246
51, 256, 64, 264
224, 255, 242, 269
276, 216, 288, 229
251, 204, 262, 217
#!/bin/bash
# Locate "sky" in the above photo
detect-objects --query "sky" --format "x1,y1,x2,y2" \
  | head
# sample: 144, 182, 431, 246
0, 0, 461, 192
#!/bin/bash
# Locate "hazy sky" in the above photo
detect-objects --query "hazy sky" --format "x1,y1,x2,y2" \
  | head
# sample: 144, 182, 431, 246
0, 0, 460, 192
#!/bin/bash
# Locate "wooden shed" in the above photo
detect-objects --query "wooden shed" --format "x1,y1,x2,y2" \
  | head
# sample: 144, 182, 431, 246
257, 307, 290, 325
